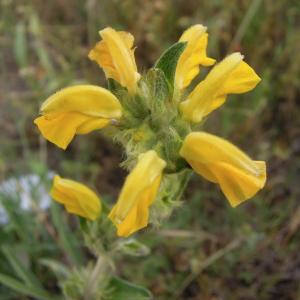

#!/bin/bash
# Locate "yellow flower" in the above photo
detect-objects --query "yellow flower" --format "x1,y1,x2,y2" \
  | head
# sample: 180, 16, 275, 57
180, 132, 266, 207
109, 150, 166, 237
180, 52, 261, 123
89, 27, 141, 94
51, 175, 101, 220
175, 24, 215, 90
34, 85, 122, 150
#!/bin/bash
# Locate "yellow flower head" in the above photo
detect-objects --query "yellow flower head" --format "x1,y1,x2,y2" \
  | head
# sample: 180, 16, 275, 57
175, 24, 215, 90
51, 175, 101, 220
89, 27, 141, 94
180, 132, 266, 207
109, 150, 166, 237
35, 24, 266, 238
180, 52, 261, 123
34, 85, 122, 149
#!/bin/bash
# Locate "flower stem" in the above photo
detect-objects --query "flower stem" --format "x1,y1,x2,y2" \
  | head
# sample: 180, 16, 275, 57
83, 255, 107, 300
174, 169, 193, 201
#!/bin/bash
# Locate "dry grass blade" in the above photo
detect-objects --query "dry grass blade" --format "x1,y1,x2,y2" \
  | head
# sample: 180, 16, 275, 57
174, 238, 244, 299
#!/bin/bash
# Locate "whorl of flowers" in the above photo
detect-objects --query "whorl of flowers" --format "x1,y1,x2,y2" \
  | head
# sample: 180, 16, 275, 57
34, 25, 266, 237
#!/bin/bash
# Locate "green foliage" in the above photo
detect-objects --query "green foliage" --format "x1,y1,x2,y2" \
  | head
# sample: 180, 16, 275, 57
106, 277, 152, 300
2, 245, 42, 289
14, 22, 28, 68
107, 78, 124, 95
0, 243, 61, 300
154, 42, 187, 90
143, 68, 170, 103
50, 203, 83, 266
114, 239, 150, 257
39, 259, 70, 281
0, 273, 60, 300
112, 67, 191, 173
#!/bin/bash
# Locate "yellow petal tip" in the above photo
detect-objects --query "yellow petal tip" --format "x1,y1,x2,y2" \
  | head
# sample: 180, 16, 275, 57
51, 175, 102, 220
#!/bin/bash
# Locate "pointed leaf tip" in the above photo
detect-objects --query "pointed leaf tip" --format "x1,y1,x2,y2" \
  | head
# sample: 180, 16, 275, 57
154, 42, 187, 90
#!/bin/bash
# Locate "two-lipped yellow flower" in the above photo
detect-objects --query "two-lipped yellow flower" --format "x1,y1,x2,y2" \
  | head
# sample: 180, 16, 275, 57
34, 85, 122, 149
51, 175, 101, 220
88, 27, 140, 94
34, 25, 266, 237
109, 151, 166, 237
175, 24, 215, 90
180, 133, 266, 207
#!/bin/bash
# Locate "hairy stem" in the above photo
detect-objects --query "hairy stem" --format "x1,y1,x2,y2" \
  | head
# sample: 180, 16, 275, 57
83, 255, 107, 300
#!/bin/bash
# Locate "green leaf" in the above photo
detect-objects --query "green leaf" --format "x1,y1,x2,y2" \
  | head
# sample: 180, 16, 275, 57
0, 273, 60, 300
2, 245, 42, 289
154, 42, 187, 88
106, 277, 153, 300
39, 258, 70, 281
14, 21, 28, 68
107, 78, 123, 92
115, 238, 150, 257
50, 203, 83, 266
145, 68, 170, 102
29, 12, 55, 81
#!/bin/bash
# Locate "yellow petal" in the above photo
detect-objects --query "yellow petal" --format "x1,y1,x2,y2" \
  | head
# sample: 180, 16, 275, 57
187, 160, 218, 183
175, 24, 215, 90
180, 53, 261, 123
209, 161, 266, 207
51, 175, 101, 220
110, 175, 162, 237
89, 27, 140, 94
180, 132, 266, 206
34, 112, 109, 150
35, 85, 121, 149
41, 85, 122, 119
76, 118, 110, 135
35, 112, 84, 150
109, 150, 166, 237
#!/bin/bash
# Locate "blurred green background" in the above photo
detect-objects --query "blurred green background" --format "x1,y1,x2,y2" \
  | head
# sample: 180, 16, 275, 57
1, 0, 300, 299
